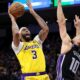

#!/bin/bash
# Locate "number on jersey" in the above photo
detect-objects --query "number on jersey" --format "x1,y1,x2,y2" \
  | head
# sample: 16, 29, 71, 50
31, 50, 37, 59
70, 57, 80, 74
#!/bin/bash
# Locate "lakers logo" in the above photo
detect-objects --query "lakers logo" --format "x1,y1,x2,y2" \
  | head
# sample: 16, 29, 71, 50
24, 45, 39, 50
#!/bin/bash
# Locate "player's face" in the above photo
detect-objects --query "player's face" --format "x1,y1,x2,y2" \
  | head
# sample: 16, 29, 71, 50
20, 27, 31, 41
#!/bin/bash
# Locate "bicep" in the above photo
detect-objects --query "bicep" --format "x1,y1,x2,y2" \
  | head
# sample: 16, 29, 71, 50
58, 24, 71, 43
11, 19, 20, 47
38, 29, 49, 42
59, 24, 72, 53
13, 32, 20, 47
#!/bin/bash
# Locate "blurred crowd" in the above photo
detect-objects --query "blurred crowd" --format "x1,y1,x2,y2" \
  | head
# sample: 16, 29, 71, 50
0, 33, 79, 80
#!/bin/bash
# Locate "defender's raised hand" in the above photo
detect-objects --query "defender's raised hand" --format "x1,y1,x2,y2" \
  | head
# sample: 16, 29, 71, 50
58, 0, 61, 4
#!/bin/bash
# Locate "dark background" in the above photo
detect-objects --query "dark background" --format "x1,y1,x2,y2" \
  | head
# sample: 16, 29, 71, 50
0, 0, 80, 48
0, 0, 80, 80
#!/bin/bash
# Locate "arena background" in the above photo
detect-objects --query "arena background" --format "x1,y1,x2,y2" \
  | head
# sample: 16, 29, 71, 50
0, 0, 80, 80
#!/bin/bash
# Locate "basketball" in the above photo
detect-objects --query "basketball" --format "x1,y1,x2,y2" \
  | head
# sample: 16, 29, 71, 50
9, 2, 25, 18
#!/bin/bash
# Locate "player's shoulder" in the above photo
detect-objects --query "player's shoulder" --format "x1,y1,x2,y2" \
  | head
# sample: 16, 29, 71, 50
12, 41, 24, 54
33, 35, 43, 45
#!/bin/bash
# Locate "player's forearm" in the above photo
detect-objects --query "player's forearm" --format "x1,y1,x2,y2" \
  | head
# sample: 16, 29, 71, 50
57, 0, 68, 41
57, 0, 65, 24
59, 26, 71, 42
30, 10, 49, 31
11, 18, 19, 35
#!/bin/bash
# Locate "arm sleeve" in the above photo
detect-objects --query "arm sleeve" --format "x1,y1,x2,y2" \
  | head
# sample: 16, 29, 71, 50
12, 42, 23, 54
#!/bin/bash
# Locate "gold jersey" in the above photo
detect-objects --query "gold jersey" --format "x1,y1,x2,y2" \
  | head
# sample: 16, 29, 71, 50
15, 40, 46, 73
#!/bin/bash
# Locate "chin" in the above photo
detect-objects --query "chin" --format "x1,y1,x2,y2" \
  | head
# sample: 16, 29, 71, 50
22, 34, 31, 42
24, 37, 31, 42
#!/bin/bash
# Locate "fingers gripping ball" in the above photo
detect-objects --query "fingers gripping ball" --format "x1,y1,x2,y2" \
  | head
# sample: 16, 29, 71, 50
9, 2, 25, 18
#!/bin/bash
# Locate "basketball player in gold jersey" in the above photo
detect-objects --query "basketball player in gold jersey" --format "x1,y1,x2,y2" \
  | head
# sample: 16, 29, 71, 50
8, 0, 50, 80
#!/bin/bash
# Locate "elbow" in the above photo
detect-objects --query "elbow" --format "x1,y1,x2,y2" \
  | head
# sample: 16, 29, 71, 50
57, 18, 66, 25
44, 26, 49, 33
58, 20, 66, 26
13, 31, 19, 37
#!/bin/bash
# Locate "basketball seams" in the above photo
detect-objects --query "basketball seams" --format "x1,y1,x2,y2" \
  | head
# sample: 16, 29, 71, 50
9, 2, 25, 18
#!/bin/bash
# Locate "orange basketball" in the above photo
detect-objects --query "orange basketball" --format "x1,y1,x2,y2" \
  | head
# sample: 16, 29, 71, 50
9, 2, 25, 18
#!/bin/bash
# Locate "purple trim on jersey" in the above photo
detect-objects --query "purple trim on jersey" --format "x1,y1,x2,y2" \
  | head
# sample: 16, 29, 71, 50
56, 54, 65, 80
21, 72, 46, 80
21, 75, 24, 80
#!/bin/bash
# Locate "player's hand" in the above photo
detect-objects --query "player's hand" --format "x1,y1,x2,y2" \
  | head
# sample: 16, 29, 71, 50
26, 0, 34, 13
74, 15, 80, 28
8, 8, 17, 20
58, 0, 61, 4
8, 12, 15, 20
8, 11, 17, 20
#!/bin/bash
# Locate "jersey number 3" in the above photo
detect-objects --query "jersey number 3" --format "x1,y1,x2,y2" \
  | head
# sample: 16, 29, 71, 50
31, 50, 37, 59
70, 57, 79, 74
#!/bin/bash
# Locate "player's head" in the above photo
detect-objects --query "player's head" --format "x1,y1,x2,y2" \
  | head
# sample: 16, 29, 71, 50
19, 27, 31, 42
72, 36, 80, 46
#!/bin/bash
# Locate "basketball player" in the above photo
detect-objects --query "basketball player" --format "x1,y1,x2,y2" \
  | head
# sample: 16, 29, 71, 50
56, 0, 80, 80
8, 0, 50, 80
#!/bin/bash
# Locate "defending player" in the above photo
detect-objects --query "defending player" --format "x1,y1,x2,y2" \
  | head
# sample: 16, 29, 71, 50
56, 0, 80, 80
8, 0, 50, 80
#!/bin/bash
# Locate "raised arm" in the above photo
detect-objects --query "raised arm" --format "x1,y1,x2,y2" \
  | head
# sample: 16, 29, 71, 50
8, 12, 20, 47
57, 0, 72, 53
57, 0, 71, 42
73, 15, 80, 45
27, 0, 49, 42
